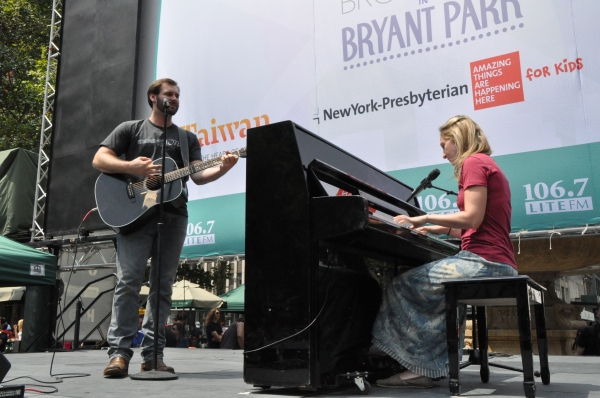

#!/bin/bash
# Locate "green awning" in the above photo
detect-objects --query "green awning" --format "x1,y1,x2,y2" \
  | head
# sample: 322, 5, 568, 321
219, 284, 244, 312
0, 235, 57, 286
0, 148, 38, 241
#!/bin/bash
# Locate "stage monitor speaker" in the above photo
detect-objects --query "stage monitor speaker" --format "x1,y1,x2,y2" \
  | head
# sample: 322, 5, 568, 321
0, 352, 10, 381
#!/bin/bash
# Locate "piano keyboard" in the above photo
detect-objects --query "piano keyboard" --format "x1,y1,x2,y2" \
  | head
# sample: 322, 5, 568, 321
369, 210, 460, 251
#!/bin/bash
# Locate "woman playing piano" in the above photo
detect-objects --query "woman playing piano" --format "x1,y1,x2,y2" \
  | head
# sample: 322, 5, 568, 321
372, 115, 518, 389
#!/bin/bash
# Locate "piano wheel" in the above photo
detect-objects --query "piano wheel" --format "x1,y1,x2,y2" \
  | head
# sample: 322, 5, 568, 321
359, 380, 371, 395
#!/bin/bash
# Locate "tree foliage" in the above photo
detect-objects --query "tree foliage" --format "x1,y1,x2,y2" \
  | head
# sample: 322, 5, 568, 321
0, 0, 54, 152
175, 261, 232, 295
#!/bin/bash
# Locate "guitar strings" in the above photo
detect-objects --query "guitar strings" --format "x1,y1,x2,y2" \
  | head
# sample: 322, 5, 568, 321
126, 156, 225, 193
126, 148, 245, 193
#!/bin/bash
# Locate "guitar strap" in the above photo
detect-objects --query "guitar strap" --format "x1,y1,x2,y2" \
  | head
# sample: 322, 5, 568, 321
178, 127, 189, 199
179, 127, 189, 167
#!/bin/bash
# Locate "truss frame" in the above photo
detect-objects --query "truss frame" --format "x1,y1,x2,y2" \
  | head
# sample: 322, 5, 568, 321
31, 0, 63, 241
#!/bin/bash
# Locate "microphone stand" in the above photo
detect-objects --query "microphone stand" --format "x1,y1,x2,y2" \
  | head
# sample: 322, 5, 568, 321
429, 184, 458, 197
408, 184, 457, 206
130, 103, 178, 381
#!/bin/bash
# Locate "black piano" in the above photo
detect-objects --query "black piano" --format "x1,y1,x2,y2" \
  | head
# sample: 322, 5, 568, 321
244, 121, 459, 390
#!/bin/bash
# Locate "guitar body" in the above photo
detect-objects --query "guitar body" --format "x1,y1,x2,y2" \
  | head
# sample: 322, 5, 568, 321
95, 157, 183, 234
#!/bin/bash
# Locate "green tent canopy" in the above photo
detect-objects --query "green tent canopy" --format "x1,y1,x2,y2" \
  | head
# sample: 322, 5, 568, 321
219, 284, 244, 312
0, 235, 57, 286
0, 148, 38, 241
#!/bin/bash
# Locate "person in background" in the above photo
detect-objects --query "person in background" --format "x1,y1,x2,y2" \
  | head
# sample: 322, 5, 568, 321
164, 324, 177, 348
132, 316, 144, 348
220, 315, 244, 350
372, 115, 518, 389
0, 317, 13, 352
0, 317, 11, 332
189, 321, 203, 341
205, 309, 223, 348
188, 335, 199, 348
574, 307, 600, 356
16, 319, 23, 341
171, 322, 189, 348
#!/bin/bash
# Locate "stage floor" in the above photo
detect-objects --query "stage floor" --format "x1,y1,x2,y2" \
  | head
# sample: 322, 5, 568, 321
2, 348, 599, 397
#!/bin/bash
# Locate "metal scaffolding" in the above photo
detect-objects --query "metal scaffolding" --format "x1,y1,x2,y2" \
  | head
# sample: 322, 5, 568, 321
31, 0, 62, 242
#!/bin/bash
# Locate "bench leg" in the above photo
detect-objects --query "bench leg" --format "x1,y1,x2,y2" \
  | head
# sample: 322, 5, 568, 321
517, 283, 536, 398
476, 306, 490, 383
446, 287, 460, 396
534, 297, 550, 385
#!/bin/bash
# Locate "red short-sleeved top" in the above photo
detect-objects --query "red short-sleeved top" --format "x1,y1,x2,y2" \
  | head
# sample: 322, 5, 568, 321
457, 153, 517, 268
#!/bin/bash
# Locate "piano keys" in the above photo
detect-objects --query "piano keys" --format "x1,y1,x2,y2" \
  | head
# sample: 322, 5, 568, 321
244, 121, 459, 390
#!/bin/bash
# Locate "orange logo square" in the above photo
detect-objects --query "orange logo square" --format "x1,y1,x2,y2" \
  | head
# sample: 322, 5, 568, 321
471, 51, 524, 110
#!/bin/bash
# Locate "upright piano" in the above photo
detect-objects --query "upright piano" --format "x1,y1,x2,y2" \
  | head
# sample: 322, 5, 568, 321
244, 121, 459, 390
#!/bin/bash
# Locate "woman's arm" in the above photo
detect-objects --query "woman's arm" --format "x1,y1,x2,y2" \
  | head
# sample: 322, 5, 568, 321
211, 330, 222, 342
395, 186, 487, 230
417, 225, 462, 238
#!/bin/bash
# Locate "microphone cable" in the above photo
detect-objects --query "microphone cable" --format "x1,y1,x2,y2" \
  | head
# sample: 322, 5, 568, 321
243, 253, 336, 354
48, 208, 98, 380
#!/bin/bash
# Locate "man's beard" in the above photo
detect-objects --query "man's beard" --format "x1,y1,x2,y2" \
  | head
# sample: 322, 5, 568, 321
157, 98, 178, 115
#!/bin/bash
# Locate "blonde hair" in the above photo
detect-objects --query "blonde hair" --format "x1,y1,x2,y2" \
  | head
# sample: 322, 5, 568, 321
439, 115, 492, 179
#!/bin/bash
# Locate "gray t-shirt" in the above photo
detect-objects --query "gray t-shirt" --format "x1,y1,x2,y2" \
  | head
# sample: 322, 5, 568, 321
100, 119, 202, 214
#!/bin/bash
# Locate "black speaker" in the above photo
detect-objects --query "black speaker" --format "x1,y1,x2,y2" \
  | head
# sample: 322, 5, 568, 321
0, 352, 11, 381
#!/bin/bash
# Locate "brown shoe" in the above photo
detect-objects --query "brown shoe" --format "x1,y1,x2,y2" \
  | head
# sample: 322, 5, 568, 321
140, 358, 175, 373
103, 357, 129, 378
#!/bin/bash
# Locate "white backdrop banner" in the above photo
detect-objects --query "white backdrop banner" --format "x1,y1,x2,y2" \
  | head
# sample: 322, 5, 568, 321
156, 0, 600, 257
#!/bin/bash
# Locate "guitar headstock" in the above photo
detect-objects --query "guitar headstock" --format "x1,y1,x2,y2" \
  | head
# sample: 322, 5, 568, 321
235, 147, 247, 158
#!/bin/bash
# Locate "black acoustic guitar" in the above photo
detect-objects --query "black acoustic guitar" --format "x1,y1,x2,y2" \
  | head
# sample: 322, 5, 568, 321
95, 148, 246, 233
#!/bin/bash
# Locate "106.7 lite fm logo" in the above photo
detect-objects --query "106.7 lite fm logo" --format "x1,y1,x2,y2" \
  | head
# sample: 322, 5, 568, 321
184, 220, 216, 246
523, 177, 592, 215
414, 177, 593, 217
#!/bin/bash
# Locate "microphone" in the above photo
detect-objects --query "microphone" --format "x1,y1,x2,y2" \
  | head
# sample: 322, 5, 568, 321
162, 98, 170, 107
406, 168, 440, 203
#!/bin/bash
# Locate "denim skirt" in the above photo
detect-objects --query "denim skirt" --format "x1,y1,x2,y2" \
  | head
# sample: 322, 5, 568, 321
371, 250, 517, 378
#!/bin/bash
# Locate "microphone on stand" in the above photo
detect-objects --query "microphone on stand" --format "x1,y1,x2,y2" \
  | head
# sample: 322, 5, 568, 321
162, 98, 171, 107
406, 168, 440, 203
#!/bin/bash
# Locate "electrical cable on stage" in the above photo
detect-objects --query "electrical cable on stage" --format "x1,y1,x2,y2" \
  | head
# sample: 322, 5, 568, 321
1, 377, 61, 395
48, 208, 98, 380
2, 376, 62, 384
0, 379, 60, 394
24, 385, 59, 394
243, 255, 336, 354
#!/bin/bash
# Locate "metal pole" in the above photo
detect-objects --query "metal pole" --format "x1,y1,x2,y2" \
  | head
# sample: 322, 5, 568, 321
74, 300, 82, 350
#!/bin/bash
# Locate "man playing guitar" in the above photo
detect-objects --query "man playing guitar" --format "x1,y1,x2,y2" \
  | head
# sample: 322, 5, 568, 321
92, 78, 238, 377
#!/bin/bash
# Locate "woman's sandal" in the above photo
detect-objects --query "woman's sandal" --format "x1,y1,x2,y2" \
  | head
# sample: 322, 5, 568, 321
376, 373, 433, 389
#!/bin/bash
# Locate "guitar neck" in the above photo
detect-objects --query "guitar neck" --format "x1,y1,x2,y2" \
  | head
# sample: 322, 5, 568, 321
163, 150, 241, 183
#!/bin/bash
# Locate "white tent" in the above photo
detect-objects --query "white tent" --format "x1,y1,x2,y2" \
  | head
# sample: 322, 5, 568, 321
0, 286, 25, 302
139, 280, 223, 309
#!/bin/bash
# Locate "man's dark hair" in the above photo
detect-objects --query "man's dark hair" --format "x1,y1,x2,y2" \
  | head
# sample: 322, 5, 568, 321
172, 321, 184, 334
147, 78, 179, 108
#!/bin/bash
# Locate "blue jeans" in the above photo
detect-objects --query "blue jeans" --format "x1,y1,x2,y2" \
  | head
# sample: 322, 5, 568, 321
371, 250, 518, 378
107, 211, 187, 362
